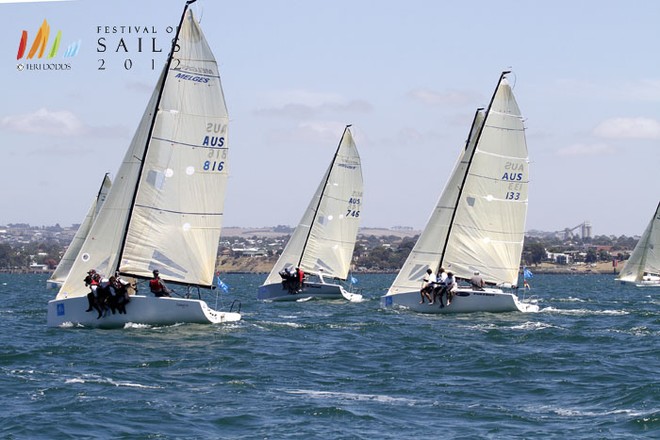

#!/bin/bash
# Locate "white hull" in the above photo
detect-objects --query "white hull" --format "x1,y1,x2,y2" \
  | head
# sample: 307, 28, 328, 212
257, 281, 360, 302
380, 287, 538, 314
618, 279, 660, 288
47, 295, 241, 329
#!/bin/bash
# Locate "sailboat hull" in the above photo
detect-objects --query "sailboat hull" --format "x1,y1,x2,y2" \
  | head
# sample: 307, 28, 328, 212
258, 281, 349, 302
618, 279, 660, 287
380, 287, 538, 314
47, 295, 241, 329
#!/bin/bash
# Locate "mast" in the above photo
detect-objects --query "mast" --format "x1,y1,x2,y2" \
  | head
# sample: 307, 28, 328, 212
116, 0, 197, 276
297, 124, 352, 268
436, 71, 510, 274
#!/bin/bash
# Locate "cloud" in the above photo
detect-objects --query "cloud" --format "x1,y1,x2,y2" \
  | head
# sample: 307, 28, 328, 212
0, 108, 128, 138
408, 88, 479, 106
255, 100, 372, 118
619, 79, 660, 101
556, 143, 615, 157
593, 117, 660, 140
1, 108, 86, 136
553, 78, 660, 102
254, 89, 372, 118
267, 121, 350, 144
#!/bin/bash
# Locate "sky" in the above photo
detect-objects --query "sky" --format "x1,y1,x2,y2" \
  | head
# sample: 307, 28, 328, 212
0, 0, 658, 237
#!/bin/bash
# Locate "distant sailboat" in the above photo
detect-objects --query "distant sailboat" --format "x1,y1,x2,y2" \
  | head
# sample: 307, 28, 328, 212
46, 174, 111, 289
47, 0, 241, 327
381, 71, 538, 314
258, 126, 363, 302
616, 202, 660, 287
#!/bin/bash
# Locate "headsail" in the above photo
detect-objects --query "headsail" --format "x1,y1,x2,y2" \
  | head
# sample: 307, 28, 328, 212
263, 126, 363, 285
48, 174, 111, 286
618, 202, 660, 282
388, 110, 485, 295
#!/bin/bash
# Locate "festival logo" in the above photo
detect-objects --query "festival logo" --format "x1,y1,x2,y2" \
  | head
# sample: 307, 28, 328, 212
16, 19, 81, 71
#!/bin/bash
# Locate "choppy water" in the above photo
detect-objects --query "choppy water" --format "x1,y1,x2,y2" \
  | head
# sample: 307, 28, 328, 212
0, 273, 658, 439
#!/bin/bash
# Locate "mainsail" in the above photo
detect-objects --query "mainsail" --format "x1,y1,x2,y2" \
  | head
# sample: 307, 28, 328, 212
57, 5, 228, 299
388, 73, 529, 294
48, 174, 111, 286
618, 202, 660, 282
263, 126, 363, 286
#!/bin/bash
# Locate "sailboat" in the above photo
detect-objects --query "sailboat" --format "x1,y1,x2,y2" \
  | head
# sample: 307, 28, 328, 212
46, 174, 111, 289
616, 201, 660, 287
381, 71, 538, 314
258, 126, 363, 302
47, 0, 241, 327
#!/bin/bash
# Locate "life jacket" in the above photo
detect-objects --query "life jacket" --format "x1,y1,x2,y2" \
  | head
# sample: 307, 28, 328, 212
149, 279, 162, 292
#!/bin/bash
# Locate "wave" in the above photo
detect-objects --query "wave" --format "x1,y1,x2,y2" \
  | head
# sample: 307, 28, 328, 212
64, 374, 161, 389
284, 389, 420, 405
540, 306, 629, 316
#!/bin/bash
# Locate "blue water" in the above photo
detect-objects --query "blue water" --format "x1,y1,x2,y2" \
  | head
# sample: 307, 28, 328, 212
0, 273, 657, 439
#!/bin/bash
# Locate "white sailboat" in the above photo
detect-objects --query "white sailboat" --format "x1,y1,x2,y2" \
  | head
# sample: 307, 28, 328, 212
258, 126, 363, 302
381, 71, 538, 314
47, 0, 241, 327
616, 201, 660, 287
46, 174, 111, 289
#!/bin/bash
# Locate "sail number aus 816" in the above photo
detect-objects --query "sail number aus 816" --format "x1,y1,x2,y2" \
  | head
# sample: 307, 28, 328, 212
203, 160, 224, 172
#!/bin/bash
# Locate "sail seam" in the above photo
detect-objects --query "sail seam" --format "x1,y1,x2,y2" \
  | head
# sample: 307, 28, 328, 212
151, 136, 228, 150
133, 204, 224, 216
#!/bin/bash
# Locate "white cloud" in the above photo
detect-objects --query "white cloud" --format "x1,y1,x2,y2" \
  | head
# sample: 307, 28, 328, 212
254, 100, 371, 118
408, 88, 479, 106
556, 143, 615, 157
593, 117, 660, 140
267, 121, 349, 144
1, 108, 86, 136
620, 79, 660, 101
553, 78, 660, 102
0, 108, 128, 138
